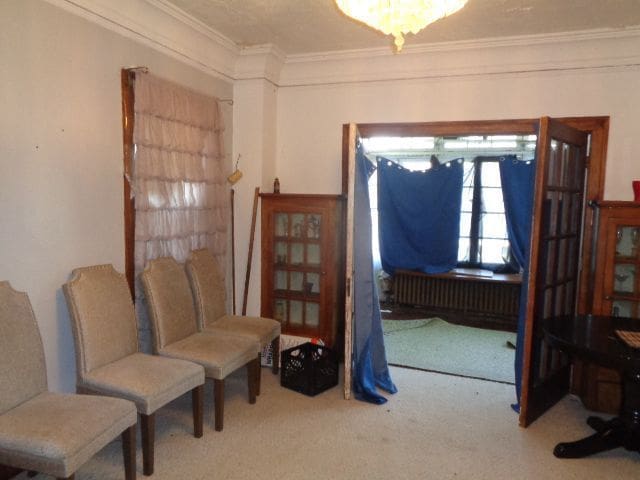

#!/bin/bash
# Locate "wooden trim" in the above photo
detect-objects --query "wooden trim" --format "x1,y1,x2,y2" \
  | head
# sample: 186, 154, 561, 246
356, 119, 539, 137
121, 69, 136, 299
396, 268, 522, 285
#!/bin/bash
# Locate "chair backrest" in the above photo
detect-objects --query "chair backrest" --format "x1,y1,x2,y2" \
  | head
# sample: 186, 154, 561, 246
141, 257, 198, 352
63, 265, 139, 378
186, 249, 226, 329
0, 281, 47, 415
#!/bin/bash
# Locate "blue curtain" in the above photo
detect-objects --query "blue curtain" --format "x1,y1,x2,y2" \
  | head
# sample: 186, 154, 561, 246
377, 158, 464, 275
499, 156, 536, 412
353, 147, 397, 404
499, 156, 535, 270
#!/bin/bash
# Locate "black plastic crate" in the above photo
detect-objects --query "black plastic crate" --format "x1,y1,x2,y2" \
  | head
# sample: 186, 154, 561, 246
280, 342, 338, 396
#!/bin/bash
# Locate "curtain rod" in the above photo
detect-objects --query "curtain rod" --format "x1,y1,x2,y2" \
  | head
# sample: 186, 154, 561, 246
123, 66, 233, 105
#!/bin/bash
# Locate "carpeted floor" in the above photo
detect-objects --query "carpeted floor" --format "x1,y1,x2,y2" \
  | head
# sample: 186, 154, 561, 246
383, 318, 517, 383
14, 366, 640, 480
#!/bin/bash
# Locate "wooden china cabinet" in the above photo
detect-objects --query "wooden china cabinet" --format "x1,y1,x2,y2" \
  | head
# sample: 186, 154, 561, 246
260, 193, 345, 348
576, 201, 640, 413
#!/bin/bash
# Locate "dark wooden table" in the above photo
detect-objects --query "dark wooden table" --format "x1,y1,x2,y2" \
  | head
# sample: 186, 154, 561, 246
544, 314, 640, 458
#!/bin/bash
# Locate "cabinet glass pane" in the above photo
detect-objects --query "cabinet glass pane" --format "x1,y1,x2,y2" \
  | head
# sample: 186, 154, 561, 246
615, 226, 640, 258
613, 264, 636, 294
275, 270, 287, 290
307, 214, 322, 239
291, 214, 305, 238
275, 213, 289, 237
290, 271, 304, 292
305, 302, 320, 327
306, 273, 320, 294
275, 242, 288, 265
307, 244, 321, 265
274, 299, 287, 323
291, 243, 304, 265
611, 300, 638, 319
289, 300, 303, 325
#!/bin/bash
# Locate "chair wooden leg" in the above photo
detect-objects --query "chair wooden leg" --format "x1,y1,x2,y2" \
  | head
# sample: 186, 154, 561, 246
58, 475, 74, 480
140, 413, 155, 476
214, 379, 224, 432
247, 358, 258, 405
192, 385, 204, 438
255, 353, 262, 396
122, 425, 136, 480
271, 336, 280, 374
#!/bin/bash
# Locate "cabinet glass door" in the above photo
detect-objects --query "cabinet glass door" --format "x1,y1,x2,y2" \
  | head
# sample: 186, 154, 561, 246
610, 225, 640, 318
271, 210, 323, 332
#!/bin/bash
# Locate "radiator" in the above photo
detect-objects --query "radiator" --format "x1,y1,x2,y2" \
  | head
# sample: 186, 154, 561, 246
393, 270, 521, 329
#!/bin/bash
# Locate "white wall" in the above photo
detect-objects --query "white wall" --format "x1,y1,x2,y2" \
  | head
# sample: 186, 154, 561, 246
0, 0, 233, 392
275, 36, 640, 198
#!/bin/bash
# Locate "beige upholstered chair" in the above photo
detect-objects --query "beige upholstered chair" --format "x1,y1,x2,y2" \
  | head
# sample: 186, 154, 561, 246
63, 265, 205, 476
0, 281, 137, 480
186, 248, 281, 394
141, 257, 259, 432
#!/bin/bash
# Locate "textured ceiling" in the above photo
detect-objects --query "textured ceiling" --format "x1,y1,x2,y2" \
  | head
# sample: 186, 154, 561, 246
165, 0, 640, 54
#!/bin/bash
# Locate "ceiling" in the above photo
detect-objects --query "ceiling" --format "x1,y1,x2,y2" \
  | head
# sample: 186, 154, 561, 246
165, 0, 640, 55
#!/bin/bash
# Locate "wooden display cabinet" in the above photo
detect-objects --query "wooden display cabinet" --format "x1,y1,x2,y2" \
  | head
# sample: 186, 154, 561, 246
260, 194, 345, 348
576, 201, 640, 413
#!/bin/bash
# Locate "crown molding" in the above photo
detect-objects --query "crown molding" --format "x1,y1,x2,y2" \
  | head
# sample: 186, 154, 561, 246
45, 0, 239, 81
279, 27, 640, 87
235, 44, 286, 84
36, 3, 640, 88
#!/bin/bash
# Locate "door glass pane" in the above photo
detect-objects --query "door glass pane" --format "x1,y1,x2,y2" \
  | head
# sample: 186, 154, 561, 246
307, 214, 322, 239
290, 271, 304, 292
613, 264, 636, 294
307, 244, 321, 265
291, 214, 305, 238
616, 226, 640, 258
275, 242, 288, 265
274, 298, 287, 323
305, 302, 320, 327
291, 243, 304, 265
289, 300, 303, 325
306, 272, 320, 294
612, 300, 636, 319
275, 213, 288, 237
275, 270, 287, 290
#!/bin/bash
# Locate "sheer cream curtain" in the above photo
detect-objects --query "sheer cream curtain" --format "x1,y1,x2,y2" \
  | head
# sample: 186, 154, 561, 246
132, 72, 228, 351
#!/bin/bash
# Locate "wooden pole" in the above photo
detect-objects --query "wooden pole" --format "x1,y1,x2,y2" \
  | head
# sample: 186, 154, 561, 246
230, 188, 236, 315
242, 187, 260, 315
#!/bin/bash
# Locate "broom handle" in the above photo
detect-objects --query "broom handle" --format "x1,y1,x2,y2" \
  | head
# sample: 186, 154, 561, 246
242, 187, 260, 316
230, 188, 236, 315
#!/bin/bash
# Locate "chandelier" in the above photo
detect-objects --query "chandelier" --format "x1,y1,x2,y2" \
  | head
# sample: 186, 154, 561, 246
334, 0, 468, 52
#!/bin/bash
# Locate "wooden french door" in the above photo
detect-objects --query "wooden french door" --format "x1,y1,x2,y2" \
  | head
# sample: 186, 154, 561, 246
519, 117, 589, 426
343, 123, 359, 400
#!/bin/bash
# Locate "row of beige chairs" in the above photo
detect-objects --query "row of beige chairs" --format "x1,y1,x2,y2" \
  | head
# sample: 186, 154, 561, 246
0, 249, 280, 480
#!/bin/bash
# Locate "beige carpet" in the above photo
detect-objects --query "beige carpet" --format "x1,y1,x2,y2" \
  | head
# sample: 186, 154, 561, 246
18, 367, 639, 479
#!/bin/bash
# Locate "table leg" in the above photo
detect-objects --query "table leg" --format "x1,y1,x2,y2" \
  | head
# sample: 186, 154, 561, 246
554, 371, 640, 458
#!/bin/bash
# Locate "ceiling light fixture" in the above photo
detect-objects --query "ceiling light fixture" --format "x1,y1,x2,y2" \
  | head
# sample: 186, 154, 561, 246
334, 0, 468, 52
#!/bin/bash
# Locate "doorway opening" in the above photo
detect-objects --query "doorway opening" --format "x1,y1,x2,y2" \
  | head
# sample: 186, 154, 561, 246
360, 133, 536, 384
342, 117, 609, 425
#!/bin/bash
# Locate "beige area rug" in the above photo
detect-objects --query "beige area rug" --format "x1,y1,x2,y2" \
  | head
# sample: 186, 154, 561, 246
383, 318, 517, 383
16, 367, 639, 480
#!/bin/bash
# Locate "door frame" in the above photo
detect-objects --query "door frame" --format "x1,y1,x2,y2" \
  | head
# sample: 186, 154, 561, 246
340, 117, 609, 409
